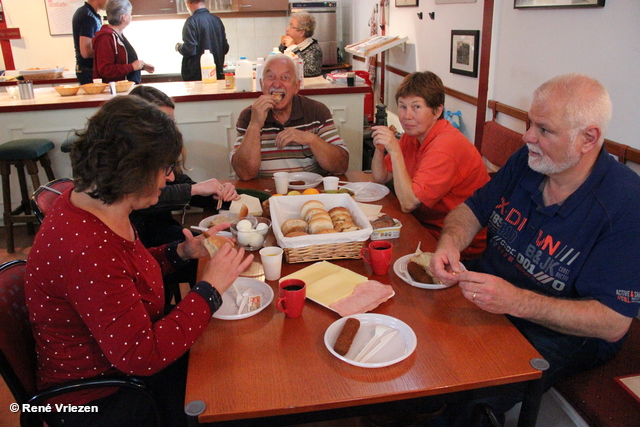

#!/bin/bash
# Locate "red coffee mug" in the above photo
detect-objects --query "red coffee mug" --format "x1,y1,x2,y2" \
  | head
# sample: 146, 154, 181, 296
276, 279, 306, 318
360, 241, 393, 275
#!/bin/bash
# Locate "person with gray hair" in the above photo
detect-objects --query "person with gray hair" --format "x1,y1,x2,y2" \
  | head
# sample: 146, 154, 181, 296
231, 54, 348, 179
428, 73, 640, 425
279, 12, 323, 77
92, 0, 154, 83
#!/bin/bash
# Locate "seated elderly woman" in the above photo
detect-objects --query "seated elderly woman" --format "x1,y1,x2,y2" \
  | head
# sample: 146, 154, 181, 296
371, 71, 490, 258
25, 96, 253, 427
279, 12, 323, 77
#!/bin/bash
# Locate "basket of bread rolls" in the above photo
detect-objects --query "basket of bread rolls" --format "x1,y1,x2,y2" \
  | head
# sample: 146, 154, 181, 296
269, 194, 374, 263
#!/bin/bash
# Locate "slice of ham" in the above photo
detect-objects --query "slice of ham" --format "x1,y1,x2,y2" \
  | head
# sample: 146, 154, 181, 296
329, 280, 394, 317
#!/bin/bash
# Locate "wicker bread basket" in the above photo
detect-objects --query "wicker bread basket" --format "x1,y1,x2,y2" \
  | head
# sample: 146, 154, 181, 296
284, 241, 366, 264
270, 194, 373, 263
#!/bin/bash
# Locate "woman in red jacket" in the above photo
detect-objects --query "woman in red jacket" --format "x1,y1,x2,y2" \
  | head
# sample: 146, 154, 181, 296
92, 0, 154, 83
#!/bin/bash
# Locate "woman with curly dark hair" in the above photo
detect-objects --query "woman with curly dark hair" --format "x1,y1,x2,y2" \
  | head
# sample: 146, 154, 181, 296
25, 95, 253, 427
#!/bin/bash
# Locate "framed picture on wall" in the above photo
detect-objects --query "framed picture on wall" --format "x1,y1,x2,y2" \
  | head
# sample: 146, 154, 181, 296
514, 0, 605, 9
396, 0, 419, 7
450, 30, 479, 78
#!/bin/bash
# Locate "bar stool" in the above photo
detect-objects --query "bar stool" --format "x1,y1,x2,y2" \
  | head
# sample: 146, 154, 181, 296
0, 138, 56, 253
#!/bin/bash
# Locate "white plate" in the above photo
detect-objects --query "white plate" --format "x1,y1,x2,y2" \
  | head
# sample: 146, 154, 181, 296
340, 182, 390, 202
212, 277, 274, 320
198, 214, 238, 237
393, 254, 447, 290
324, 313, 417, 368
287, 172, 323, 190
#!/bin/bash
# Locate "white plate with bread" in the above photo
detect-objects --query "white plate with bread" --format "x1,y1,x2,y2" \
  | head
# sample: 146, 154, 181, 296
324, 313, 417, 368
393, 254, 447, 290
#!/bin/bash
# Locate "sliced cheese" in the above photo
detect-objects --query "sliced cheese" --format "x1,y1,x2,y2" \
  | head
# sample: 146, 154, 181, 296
280, 261, 368, 306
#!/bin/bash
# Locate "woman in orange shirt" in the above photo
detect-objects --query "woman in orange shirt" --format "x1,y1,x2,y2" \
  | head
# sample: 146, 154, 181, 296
371, 71, 490, 258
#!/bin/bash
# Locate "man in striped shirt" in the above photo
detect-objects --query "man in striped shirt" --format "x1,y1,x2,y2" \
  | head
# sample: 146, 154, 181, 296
231, 54, 349, 180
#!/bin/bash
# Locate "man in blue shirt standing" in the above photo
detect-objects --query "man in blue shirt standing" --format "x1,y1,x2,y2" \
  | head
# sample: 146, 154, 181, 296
176, 0, 229, 81
72, 0, 107, 84
430, 74, 640, 426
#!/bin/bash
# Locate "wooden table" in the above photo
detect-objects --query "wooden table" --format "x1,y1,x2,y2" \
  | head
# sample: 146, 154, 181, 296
185, 172, 546, 426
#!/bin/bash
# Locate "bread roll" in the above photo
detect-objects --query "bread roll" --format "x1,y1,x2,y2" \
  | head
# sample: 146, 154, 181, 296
317, 228, 339, 234
301, 200, 325, 220
285, 231, 309, 238
330, 212, 351, 224
238, 203, 249, 219
328, 207, 351, 220
304, 207, 328, 222
308, 212, 332, 223
281, 218, 308, 236
335, 220, 359, 233
333, 317, 360, 356
203, 234, 232, 257
272, 93, 284, 103
309, 216, 334, 234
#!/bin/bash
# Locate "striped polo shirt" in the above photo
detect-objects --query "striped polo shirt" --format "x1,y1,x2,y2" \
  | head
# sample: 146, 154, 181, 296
231, 95, 348, 177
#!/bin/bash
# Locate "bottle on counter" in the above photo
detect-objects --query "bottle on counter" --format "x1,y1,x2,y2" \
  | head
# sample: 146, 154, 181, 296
200, 49, 217, 84
235, 57, 253, 92
255, 57, 265, 92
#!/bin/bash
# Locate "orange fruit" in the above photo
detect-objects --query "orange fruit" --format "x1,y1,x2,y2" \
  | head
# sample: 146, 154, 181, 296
302, 188, 320, 195
272, 193, 284, 197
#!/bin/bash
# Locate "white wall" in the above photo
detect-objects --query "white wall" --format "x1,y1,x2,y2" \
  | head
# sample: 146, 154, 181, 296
346, 0, 639, 149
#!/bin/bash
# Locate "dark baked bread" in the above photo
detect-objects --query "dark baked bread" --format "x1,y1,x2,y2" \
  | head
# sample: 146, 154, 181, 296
407, 261, 434, 284
333, 317, 360, 356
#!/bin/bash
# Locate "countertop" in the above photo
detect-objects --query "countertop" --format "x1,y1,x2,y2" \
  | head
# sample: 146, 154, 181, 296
0, 78, 370, 113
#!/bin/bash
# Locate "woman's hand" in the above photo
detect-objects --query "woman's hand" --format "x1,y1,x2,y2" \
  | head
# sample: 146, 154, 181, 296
282, 36, 294, 47
176, 223, 229, 260
372, 126, 400, 154
192, 179, 241, 202
201, 244, 254, 296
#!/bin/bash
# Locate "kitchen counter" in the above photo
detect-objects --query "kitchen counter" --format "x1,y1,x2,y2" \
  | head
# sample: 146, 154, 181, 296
0, 78, 368, 218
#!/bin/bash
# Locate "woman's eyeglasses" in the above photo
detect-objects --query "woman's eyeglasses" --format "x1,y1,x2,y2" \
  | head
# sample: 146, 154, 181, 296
165, 163, 176, 176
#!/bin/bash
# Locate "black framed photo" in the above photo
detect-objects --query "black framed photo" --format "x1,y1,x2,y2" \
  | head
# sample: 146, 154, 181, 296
396, 0, 419, 7
450, 30, 479, 78
514, 0, 605, 9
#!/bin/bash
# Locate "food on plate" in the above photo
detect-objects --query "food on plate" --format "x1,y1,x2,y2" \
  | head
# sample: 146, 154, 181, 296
329, 280, 394, 317
285, 230, 309, 238
238, 203, 249, 219
409, 250, 442, 285
333, 317, 361, 356
301, 200, 325, 219
203, 234, 233, 257
371, 215, 395, 230
289, 180, 306, 186
208, 214, 235, 228
308, 216, 334, 234
282, 218, 308, 236
407, 261, 435, 284
272, 92, 283, 103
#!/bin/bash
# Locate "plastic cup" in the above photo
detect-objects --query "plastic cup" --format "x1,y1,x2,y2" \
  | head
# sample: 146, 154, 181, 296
259, 246, 283, 281
274, 172, 289, 195
323, 176, 339, 191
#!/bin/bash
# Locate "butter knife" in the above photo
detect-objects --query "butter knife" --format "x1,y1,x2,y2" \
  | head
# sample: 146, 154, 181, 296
359, 330, 398, 364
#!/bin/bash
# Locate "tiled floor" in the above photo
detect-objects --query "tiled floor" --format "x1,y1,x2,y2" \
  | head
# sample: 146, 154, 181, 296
0, 224, 584, 427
